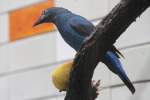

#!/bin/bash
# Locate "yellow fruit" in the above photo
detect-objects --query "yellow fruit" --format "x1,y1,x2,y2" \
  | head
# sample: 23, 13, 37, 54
51, 61, 73, 91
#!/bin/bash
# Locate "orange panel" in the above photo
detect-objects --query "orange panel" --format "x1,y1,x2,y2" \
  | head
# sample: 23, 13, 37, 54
10, 0, 55, 41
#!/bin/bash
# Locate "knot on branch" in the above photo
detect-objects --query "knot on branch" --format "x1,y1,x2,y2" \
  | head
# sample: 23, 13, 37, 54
88, 80, 100, 100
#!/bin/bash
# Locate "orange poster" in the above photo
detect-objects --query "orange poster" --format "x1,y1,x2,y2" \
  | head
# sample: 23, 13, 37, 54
10, 0, 55, 41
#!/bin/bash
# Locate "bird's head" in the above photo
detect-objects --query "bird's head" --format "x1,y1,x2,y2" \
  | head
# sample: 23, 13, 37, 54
33, 7, 69, 27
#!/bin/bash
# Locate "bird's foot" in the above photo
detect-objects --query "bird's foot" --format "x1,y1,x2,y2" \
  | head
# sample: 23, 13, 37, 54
81, 34, 96, 51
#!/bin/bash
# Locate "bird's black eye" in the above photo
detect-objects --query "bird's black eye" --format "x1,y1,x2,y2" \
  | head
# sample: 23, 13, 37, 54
42, 11, 45, 15
42, 10, 47, 15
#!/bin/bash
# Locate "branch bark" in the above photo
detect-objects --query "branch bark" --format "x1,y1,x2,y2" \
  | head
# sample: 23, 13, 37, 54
65, 0, 150, 100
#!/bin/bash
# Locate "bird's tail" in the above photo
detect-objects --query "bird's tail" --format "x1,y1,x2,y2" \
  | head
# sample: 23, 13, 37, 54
103, 51, 135, 94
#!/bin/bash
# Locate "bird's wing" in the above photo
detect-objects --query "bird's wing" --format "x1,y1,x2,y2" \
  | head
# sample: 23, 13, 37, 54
70, 16, 124, 58
69, 16, 95, 37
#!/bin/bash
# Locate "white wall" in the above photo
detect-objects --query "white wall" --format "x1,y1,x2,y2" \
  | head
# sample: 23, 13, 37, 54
0, 0, 149, 100
55, 0, 109, 20
0, 0, 44, 14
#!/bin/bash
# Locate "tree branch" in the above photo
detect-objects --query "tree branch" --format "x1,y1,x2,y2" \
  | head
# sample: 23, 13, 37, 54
65, 0, 150, 100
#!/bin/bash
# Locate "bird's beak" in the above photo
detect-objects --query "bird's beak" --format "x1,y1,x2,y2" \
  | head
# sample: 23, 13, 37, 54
33, 15, 46, 27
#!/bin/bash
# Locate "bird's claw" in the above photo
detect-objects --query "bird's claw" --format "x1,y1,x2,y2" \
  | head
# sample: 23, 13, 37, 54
81, 35, 96, 50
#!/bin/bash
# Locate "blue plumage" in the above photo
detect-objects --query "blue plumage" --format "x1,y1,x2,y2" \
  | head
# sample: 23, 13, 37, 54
104, 51, 135, 93
34, 7, 135, 93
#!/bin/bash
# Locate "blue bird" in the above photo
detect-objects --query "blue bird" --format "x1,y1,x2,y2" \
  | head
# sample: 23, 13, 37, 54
34, 7, 135, 94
